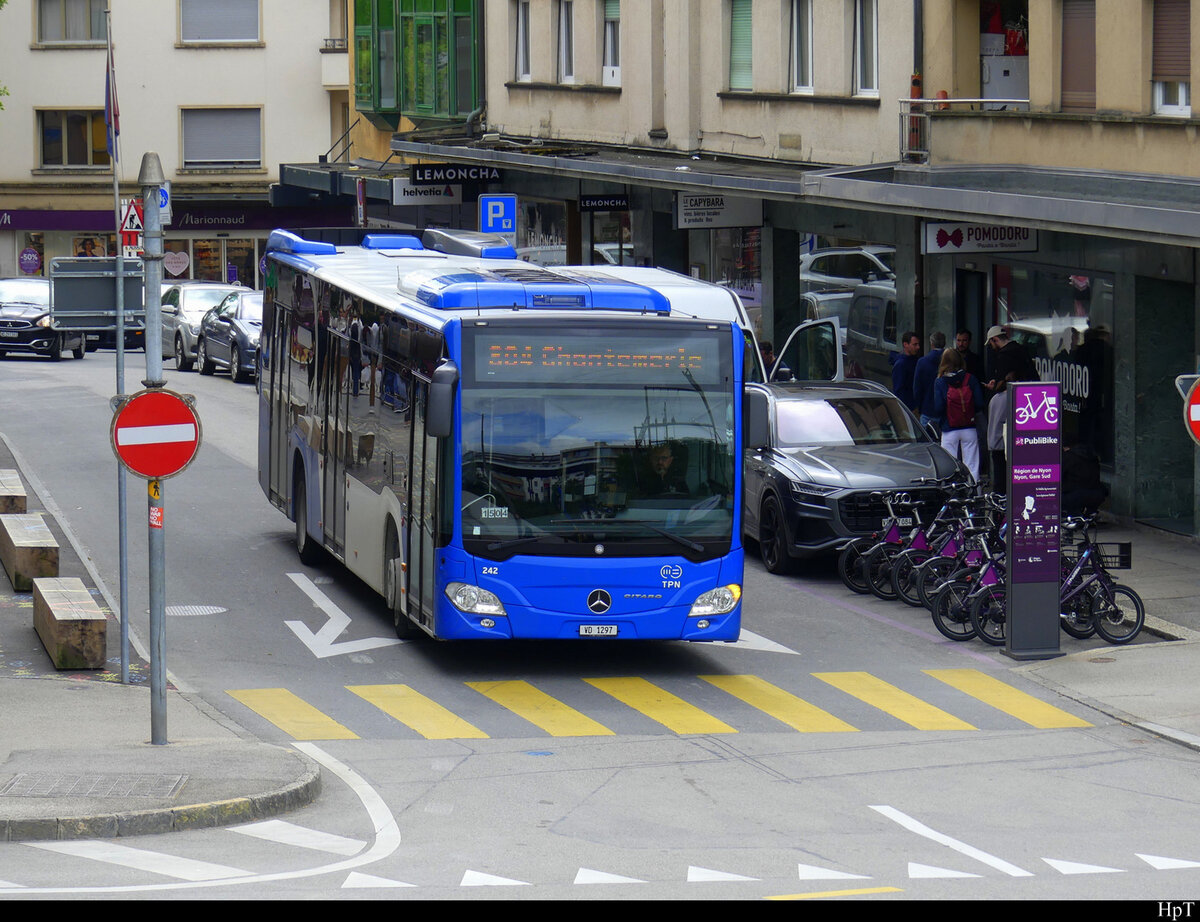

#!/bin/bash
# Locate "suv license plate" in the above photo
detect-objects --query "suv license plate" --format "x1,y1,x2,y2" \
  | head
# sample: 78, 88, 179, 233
897, 517, 913, 527
579, 624, 617, 637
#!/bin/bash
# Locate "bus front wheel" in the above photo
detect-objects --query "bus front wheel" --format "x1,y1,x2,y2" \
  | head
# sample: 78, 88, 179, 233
293, 469, 322, 565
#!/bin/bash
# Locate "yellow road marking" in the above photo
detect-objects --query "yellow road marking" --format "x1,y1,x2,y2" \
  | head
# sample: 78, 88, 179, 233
700, 675, 858, 732
766, 887, 903, 900
228, 688, 358, 740
347, 684, 488, 739
812, 672, 976, 731
466, 680, 614, 736
584, 677, 737, 734
924, 669, 1093, 728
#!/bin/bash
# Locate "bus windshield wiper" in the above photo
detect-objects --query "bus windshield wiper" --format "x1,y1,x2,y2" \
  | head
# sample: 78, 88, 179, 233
613, 521, 706, 553
486, 533, 564, 552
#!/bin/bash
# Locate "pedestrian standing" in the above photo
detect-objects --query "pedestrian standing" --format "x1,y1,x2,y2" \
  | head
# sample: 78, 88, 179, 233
933, 347, 984, 483
891, 331, 921, 412
913, 331, 945, 429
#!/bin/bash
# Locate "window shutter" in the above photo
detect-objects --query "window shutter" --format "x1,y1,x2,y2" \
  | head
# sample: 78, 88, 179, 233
1153, 0, 1191, 82
183, 109, 261, 166
181, 0, 259, 42
1060, 0, 1096, 112
729, 0, 752, 91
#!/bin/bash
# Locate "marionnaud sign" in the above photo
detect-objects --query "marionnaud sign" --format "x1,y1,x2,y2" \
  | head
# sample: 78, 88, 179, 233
923, 221, 1038, 254
674, 193, 762, 229
410, 164, 502, 185
392, 179, 464, 206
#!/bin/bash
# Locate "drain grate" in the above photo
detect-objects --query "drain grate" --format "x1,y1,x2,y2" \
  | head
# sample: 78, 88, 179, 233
0, 773, 187, 799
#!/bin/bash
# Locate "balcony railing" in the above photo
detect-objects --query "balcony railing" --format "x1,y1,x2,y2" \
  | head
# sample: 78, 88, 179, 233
322, 37, 348, 52
899, 97, 1029, 163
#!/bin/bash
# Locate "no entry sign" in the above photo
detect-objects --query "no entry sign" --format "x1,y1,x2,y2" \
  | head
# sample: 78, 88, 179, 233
1185, 378, 1200, 446
111, 389, 201, 479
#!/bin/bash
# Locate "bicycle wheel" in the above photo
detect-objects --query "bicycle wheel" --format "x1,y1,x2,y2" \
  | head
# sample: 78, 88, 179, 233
969, 585, 1007, 646
864, 543, 901, 601
838, 538, 875, 595
930, 579, 977, 641
916, 556, 960, 610
1091, 584, 1145, 645
891, 547, 932, 608
1059, 593, 1097, 639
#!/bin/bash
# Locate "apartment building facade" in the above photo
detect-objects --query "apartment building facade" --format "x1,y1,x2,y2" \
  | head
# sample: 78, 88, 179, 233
0, 0, 353, 288
281, 0, 1200, 535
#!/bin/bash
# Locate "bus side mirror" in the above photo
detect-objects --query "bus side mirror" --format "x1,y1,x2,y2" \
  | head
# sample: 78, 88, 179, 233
744, 387, 770, 450
427, 361, 458, 439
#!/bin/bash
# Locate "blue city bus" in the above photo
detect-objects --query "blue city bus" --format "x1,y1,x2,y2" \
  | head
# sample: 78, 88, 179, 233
257, 228, 764, 641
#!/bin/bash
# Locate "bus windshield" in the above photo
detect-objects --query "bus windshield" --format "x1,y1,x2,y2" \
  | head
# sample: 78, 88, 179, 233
460, 323, 736, 561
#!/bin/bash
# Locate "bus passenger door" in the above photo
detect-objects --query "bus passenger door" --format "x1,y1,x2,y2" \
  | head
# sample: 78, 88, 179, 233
320, 331, 347, 555
407, 375, 439, 625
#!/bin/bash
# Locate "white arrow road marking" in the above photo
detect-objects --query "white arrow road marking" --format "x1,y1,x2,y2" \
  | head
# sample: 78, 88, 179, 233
460, 870, 529, 886
230, 819, 365, 856
286, 572, 404, 658
908, 862, 979, 879
1042, 858, 1124, 875
27, 842, 252, 882
1137, 853, 1200, 870
870, 805, 1033, 877
574, 868, 645, 884
687, 866, 758, 882
342, 872, 415, 888
796, 863, 870, 881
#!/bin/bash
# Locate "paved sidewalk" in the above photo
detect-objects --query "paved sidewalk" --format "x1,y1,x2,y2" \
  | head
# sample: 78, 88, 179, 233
1, 432, 1198, 839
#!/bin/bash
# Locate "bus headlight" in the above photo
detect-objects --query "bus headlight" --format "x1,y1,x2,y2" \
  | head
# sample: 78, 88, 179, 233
445, 582, 507, 616
688, 585, 741, 617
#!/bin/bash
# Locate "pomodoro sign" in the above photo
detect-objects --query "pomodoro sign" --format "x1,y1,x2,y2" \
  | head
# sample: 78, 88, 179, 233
923, 221, 1038, 254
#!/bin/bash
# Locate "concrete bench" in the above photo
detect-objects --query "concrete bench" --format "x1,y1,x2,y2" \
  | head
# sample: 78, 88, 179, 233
0, 513, 59, 591
0, 469, 26, 514
33, 577, 107, 670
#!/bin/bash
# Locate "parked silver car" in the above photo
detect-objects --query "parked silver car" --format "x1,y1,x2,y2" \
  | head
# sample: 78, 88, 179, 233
161, 281, 247, 371
799, 245, 895, 293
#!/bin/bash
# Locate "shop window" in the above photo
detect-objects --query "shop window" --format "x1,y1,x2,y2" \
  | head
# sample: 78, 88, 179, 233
790, 0, 812, 93
557, 1, 575, 84
39, 110, 110, 168
181, 108, 262, 169
729, 0, 752, 91
853, 0, 878, 97
180, 0, 260, 43
37, 0, 106, 43
1060, 0, 1096, 112
515, 0, 531, 82
1153, 0, 1191, 116
602, 0, 620, 87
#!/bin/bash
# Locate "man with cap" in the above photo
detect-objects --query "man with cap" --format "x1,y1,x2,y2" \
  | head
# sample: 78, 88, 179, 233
985, 324, 1038, 393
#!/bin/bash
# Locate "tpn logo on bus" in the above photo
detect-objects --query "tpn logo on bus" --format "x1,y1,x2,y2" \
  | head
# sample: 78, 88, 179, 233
661, 563, 683, 588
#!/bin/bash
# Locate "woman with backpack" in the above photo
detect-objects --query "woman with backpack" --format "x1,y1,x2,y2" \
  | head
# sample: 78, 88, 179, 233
933, 347, 985, 483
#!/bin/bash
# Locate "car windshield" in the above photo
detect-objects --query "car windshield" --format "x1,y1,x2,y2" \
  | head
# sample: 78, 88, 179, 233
776, 395, 924, 447
0, 280, 49, 307
241, 295, 263, 322
183, 287, 238, 317
873, 250, 895, 272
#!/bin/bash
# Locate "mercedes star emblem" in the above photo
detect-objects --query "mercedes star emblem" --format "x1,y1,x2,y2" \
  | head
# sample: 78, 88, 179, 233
587, 589, 612, 614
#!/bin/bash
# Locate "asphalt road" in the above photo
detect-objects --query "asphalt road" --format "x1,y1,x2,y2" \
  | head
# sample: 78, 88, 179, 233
2, 350, 1197, 900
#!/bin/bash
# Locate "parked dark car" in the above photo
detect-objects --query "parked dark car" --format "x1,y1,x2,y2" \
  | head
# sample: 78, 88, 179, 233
744, 379, 967, 573
161, 281, 247, 371
196, 289, 263, 382
0, 277, 86, 360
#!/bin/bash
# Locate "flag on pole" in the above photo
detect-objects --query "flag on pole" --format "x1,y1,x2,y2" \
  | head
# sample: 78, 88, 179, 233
105, 42, 120, 161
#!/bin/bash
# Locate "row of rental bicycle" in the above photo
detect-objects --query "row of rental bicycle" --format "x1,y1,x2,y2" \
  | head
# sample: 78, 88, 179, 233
834, 480, 1146, 646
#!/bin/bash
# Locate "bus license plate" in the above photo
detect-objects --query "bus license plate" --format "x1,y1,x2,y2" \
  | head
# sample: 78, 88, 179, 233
579, 624, 618, 637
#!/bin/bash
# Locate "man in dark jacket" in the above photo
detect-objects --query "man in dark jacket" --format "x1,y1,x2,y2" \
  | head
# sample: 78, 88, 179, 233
891, 331, 921, 412
985, 324, 1038, 393
912, 331, 945, 427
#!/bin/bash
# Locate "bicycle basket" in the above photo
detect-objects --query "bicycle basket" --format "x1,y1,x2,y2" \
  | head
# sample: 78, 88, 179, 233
1096, 542, 1133, 570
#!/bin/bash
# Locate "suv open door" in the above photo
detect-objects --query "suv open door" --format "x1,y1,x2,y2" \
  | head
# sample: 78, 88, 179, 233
771, 317, 843, 383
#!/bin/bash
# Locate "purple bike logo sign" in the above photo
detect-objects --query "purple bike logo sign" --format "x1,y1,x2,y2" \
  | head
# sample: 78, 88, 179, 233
1014, 384, 1059, 430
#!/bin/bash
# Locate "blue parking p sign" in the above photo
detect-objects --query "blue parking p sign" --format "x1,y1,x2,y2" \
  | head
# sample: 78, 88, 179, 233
479, 194, 517, 235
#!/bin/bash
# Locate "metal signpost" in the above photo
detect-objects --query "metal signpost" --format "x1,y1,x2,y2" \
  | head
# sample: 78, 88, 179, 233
1006, 380, 1063, 659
